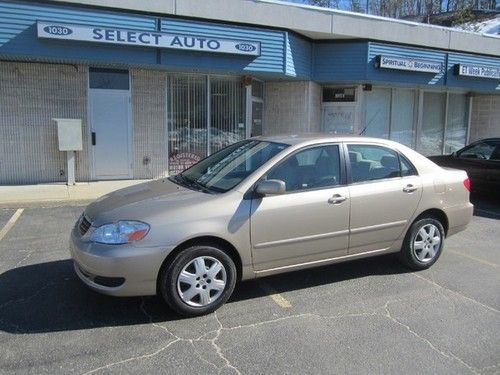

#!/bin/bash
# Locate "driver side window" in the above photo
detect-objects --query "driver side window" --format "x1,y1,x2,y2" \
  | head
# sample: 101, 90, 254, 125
267, 145, 341, 192
458, 142, 495, 160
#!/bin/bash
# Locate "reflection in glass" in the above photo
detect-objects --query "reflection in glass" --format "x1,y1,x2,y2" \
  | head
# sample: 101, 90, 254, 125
89, 68, 130, 90
419, 92, 446, 156
177, 140, 288, 193
364, 88, 390, 138
252, 101, 263, 137
445, 94, 468, 154
210, 77, 246, 154
390, 89, 416, 147
167, 75, 247, 174
167, 75, 208, 174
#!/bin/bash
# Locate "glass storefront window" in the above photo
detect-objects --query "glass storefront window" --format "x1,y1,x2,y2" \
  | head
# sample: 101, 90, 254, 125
363, 88, 390, 138
210, 76, 246, 154
390, 89, 416, 148
418, 92, 446, 156
167, 75, 208, 174
167, 74, 247, 174
445, 94, 469, 153
361, 88, 469, 156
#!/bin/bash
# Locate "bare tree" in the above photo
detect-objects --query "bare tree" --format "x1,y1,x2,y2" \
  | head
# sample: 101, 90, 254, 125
304, 0, 496, 16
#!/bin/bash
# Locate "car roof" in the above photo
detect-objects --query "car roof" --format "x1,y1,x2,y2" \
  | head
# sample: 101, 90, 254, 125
253, 133, 402, 147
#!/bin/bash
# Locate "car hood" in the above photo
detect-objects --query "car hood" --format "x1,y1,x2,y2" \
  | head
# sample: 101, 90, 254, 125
85, 179, 212, 226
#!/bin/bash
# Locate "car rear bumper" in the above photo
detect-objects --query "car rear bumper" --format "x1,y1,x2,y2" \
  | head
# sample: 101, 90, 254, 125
446, 202, 474, 237
69, 228, 173, 296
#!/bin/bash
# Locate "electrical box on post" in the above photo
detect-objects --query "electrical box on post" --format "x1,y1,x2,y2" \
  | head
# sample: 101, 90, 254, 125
54, 118, 83, 151
53, 118, 82, 185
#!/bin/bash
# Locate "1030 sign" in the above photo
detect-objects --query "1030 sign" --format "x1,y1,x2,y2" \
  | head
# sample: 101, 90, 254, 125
43, 25, 73, 36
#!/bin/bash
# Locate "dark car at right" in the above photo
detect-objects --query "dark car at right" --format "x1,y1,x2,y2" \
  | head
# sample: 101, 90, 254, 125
428, 138, 500, 194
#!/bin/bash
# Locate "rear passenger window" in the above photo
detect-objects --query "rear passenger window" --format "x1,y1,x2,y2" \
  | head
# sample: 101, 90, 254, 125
400, 154, 417, 177
347, 144, 402, 183
267, 145, 342, 192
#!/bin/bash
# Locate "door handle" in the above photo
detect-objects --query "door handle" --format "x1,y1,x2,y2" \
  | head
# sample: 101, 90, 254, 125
91, 132, 96, 146
403, 184, 417, 193
328, 194, 347, 204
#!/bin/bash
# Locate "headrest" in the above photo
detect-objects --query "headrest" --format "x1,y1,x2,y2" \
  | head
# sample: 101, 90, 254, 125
381, 155, 399, 170
349, 151, 362, 163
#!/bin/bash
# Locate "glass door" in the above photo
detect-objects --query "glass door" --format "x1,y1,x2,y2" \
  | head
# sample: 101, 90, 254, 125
251, 101, 263, 137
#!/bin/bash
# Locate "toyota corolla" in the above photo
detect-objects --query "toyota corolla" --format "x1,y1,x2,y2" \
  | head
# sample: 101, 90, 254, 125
70, 135, 473, 316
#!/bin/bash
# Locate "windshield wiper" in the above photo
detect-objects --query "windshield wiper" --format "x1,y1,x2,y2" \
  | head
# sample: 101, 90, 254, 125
172, 174, 215, 194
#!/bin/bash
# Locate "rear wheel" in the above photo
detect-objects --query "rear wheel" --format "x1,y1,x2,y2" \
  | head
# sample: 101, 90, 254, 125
399, 217, 444, 270
159, 245, 237, 317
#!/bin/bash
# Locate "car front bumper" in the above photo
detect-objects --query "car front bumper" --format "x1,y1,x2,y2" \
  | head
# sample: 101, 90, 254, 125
69, 227, 173, 297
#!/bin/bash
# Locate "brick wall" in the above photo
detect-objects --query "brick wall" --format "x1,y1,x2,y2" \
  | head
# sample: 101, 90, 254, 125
0, 62, 89, 185
263, 81, 321, 135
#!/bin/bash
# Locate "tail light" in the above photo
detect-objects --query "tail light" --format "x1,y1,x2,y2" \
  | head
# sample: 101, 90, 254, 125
463, 178, 471, 192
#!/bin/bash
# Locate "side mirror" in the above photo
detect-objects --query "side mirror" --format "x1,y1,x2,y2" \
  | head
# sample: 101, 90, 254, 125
255, 179, 286, 196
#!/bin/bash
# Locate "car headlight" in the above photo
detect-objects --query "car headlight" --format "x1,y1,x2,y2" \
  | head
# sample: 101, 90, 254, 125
90, 221, 150, 245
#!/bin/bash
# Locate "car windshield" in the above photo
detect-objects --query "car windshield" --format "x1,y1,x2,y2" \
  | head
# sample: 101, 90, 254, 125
170, 140, 290, 193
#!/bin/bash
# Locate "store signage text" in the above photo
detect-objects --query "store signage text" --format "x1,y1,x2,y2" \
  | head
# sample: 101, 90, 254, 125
37, 21, 261, 56
168, 152, 202, 175
376, 55, 442, 74
454, 64, 500, 79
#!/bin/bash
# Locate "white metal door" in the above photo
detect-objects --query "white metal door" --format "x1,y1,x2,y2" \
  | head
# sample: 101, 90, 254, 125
89, 89, 132, 180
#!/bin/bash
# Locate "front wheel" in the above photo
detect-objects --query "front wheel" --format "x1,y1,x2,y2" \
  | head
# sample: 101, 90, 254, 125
159, 245, 237, 317
399, 218, 445, 270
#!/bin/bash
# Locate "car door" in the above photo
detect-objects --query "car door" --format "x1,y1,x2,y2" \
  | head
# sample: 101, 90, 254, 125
347, 143, 423, 255
455, 140, 499, 190
250, 144, 350, 271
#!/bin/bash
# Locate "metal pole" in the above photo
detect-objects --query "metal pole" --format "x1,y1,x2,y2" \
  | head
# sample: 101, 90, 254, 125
67, 151, 75, 185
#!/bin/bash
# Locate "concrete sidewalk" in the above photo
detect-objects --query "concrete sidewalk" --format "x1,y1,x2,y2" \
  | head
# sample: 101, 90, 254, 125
0, 180, 149, 207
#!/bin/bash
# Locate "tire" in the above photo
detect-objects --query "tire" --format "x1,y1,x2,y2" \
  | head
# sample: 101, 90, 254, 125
159, 245, 237, 317
398, 217, 445, 270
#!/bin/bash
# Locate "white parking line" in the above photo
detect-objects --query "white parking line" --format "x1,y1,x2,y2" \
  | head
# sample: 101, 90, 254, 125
258, 280, 292, 309
0, 208, 24, 242
448, 249, 498, 268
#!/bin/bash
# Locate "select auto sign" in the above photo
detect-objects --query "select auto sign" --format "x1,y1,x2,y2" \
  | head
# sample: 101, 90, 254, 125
37, 21, 261, 56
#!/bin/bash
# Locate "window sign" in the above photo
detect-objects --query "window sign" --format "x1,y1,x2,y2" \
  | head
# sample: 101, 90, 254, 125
322, 105, 356, 134
376, 55, 442, 74
454, 64, 500, 79
323, 87, 356, 102
37, 21, 261, 56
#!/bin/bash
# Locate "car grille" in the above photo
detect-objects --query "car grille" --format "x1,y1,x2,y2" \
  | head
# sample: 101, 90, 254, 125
78, 215, 92, 236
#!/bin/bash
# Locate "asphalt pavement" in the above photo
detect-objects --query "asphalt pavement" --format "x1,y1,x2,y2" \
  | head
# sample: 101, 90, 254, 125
0, 196, 499, 374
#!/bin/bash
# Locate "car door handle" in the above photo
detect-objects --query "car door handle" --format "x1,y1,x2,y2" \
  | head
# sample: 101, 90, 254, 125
403, 184, 417, 193
328, 194, 347, 204
91, 132, 96, 146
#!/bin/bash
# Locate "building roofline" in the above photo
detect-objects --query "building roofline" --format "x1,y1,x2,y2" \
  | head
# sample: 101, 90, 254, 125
43, 0, 500, 57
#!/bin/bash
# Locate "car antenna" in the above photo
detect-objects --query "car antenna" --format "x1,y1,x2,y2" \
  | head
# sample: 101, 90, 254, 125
359, 108, 380, 136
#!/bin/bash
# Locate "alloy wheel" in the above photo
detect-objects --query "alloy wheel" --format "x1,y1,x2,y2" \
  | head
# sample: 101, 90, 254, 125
176, 256, 227, 307
413, 223, 441, 263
